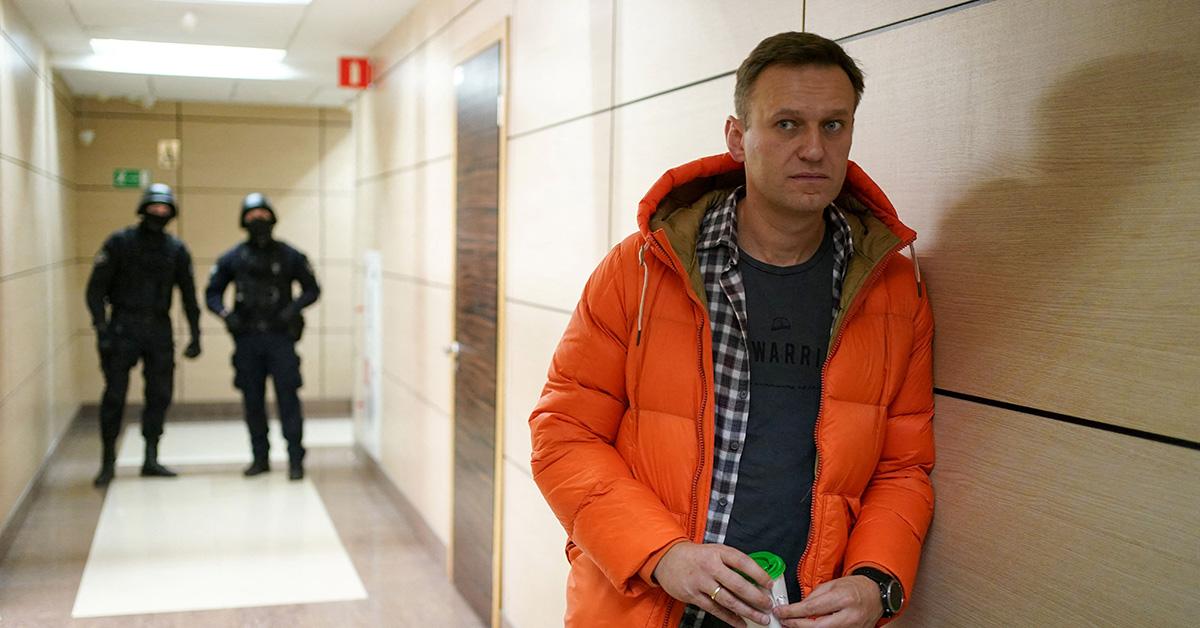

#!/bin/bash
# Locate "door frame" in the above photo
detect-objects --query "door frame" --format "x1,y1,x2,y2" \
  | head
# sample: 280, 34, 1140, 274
449, 17, 510, 628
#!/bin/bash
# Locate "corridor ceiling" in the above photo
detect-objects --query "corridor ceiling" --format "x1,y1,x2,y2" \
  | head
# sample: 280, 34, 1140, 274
12, 0, 417, 108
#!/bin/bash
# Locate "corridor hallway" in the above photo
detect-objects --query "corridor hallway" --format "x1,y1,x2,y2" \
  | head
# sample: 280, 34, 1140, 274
0, 417, 484, 627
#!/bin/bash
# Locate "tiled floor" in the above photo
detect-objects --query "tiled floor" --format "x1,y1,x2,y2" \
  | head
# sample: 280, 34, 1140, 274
0, 418, 485, 627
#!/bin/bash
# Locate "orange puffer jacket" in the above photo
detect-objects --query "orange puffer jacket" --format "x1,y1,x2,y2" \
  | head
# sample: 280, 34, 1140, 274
530, 153, 934, 627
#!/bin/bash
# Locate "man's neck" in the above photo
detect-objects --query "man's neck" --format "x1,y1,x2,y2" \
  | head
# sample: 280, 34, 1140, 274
736, 190, 827, 267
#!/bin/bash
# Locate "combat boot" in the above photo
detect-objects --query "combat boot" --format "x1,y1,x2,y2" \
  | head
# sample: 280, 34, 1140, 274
140, 439, 177, 478
93, 442, 116, 487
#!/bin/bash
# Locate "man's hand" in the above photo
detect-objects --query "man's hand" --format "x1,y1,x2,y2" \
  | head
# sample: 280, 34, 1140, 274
183, 338, 201, 359
652, 542, 774, 627
774, 575, 881, 628
223, 311, 243, 335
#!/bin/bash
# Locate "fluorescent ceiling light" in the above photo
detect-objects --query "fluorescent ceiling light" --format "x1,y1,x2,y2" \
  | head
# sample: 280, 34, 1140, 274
154, 1, 311, 5
85, 39, 295, 80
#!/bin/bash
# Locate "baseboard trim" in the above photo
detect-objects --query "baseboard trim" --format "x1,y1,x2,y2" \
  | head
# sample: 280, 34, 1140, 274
76, 398, 353, 422
353, 444, 448, 568
0, 406, 81, 565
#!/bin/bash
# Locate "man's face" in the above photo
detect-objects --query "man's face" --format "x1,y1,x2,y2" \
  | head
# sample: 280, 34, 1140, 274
725, 64, 856, 216
244, 208, 273, 223
144, 203, 172, 217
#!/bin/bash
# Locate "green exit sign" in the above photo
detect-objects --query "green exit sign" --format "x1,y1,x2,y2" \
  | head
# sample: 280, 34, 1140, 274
112, 168, 148, 189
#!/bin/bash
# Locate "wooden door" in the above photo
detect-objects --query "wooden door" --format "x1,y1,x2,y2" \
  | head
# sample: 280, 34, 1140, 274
452, 41, 501, 624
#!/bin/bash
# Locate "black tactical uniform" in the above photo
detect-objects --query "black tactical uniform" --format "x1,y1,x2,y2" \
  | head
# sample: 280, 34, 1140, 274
86, 183, 202, 487
206, 193, 320, 480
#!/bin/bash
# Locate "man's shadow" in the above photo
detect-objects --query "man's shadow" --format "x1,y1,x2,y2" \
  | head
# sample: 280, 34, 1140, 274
923, 50, 1199, 432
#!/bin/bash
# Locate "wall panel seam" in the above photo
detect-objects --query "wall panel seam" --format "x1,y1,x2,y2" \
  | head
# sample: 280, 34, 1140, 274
0, 333, 78, 411
356, 155, 453, 185
0, 153, 74, 188
382, 367, 452, 419
504, 297, 571, 316
0, 259, 79, 283
381, 271, 453, 290
934, 388, 1200, 451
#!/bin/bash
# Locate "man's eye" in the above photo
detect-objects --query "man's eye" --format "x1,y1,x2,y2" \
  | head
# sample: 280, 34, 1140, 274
824, 120, 844, 132
777, 120, 797, 130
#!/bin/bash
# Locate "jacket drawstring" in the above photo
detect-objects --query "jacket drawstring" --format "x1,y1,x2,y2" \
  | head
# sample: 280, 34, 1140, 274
636, 242, 649, 345
908, 243, 923, 297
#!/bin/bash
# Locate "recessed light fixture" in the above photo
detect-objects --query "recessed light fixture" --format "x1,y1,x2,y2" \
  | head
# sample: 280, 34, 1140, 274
85, 39, 294, 80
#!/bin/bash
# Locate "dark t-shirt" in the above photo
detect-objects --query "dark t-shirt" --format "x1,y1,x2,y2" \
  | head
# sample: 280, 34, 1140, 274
713, 226, 834, 617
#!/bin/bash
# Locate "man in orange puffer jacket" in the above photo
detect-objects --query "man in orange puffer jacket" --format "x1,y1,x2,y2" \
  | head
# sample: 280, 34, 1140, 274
531, 32, 934, 628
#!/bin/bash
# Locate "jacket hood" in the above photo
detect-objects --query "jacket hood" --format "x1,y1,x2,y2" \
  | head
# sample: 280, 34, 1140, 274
637, 152, 915, 244
634, 153, 921, 325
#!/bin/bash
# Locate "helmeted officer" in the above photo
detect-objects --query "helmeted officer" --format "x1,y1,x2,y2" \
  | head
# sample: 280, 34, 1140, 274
206, 193, 320, 480
86, 183, 202, 487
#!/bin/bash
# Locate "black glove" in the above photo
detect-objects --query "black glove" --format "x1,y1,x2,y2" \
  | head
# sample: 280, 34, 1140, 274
183, 337, 201, 359
224, 311, 244, 335
95, 322, 115, 355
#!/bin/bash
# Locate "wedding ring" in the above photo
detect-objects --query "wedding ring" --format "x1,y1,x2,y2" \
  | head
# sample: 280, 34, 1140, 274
709, 584, 723, 602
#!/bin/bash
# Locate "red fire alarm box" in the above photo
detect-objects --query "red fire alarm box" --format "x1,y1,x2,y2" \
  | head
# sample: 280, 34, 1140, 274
339, 57, 372, 89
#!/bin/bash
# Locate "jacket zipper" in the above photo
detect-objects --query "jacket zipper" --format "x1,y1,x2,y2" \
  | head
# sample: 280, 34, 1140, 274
795, 236, 913, 600
646, 232, 709, 628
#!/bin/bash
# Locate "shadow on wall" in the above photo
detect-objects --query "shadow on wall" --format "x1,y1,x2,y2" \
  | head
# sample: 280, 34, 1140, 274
922, 50, 1200, 422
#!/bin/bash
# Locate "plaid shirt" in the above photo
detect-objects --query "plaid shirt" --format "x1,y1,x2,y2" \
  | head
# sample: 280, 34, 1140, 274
682, 187, 852, 627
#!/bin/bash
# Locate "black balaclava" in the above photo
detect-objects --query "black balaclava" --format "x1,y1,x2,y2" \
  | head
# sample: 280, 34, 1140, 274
240, 192, 277, 246
137, 183, 177, 233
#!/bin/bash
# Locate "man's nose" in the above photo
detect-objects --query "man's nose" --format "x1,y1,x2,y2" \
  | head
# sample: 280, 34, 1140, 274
796, 126, 825, 161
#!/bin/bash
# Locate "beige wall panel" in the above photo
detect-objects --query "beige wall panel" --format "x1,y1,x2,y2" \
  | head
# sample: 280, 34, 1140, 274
370, 0, 469, 75
74, 117, 178, 187
610, 76, 731, 244
0, 33, 42, 165
500, 461, 570, 628
509, 0, 613, 135
614, 0, 799, 105
0, 160, 43, 276
51, 87, 76, 181
180, 102, 318, 121
414, 159, 453, 285
843, 0, 1200, 441
506, 113, 610, 311
74, 190, 152, 258
322, 122, 355, 192
174, 192, 244, 260
805, 0, 964, 40
268, 194, 323, 260
379, 376, 453, 544
0, 0, 46, 67
322, 107, 351, 124
37, 177, 69, 265
394, 54, 425, 171
320, 264, 354, 330
418, 37, 454, 163
381, 280, 453, 416
445, 0, 512, 53
356, 91, 394, 176
898, 396, 1200, 626
375, 171, 412, 276
0, 272, 50, 401
76, 97, 176, 116
0, 369, 43, 526
178, 330, 237, 402
47, 340, 79, 433
324, 194, 356, 261
45, 264, 75, 348
503, 302, 569, 476
71, 262, 91, 332
181, 121, 320, 190
323, 331, 354, 400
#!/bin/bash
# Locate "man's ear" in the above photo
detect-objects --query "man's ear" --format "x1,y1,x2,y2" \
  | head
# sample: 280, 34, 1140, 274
725, 116, 746, 163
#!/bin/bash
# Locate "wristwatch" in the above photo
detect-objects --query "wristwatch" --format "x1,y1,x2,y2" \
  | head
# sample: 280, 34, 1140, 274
852, 566, 904, 618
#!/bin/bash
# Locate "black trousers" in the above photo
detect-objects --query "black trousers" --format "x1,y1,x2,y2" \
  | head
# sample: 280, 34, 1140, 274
99, 316, 175, 447
233, 332, 305, 462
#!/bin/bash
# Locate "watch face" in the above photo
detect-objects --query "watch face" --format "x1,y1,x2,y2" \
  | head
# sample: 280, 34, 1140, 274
884, 580, 904, 612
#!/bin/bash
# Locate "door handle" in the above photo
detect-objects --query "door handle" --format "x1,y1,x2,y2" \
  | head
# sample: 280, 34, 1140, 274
444, 341, 461, 356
